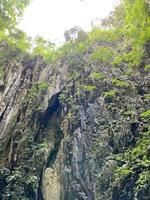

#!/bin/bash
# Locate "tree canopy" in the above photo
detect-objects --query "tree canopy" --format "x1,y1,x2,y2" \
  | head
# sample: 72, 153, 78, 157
0, 0, 31, 31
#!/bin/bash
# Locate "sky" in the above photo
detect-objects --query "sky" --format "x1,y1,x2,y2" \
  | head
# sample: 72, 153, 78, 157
19, 0, 119, 45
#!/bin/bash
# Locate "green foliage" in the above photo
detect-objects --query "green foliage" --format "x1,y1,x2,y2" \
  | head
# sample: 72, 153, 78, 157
6, 170, 22, 183
1, 168, 38, 199
37, 143, 48, 150
136, 171, 150, 191
91, 46, 113, 63
0, 0, 31, 52
123, 0, 150, 48
4, 170, 24, 199
103, 89, 117, 98
145, 94, 150, 100
83, 84, 97, 92
58, 41, 74, 57
60, 29, 118, 58
123, 110, 135, 117
140, 109, 150, 119
67, 111, 75, 121
74, 42, 88, 54
113, 47, 144, 68
37, 82, 49, 91
58, 28, 119, 59
32, 36, 57, 63
87, 29, 118, 44
112, 78, 129, 88
90, 71, 105, 79
27, 82, 48, 101
144, 64, 150, 71
115, 129, 150, 192
26, 175, 38, 190
0, 1, 32, 56
115, 166, 133, 180
27, 87, 39, 100
112, 54, 123, 66
0, 67, 4, 80
0, 1, 150, 199
0, 0, 31, 31
13, 30, 31, 52
59, 92, 66, 102
64, 26, 80, 41
58, 39, 88, 58
68, 72, 80, 81
101, 3, 125, 28
76, 29, 87, 42
123, 0, 149, 67
110, 0, 150, 68
64, 26, 87, 42
7, 29, 31, 52
117, 130, 150, 165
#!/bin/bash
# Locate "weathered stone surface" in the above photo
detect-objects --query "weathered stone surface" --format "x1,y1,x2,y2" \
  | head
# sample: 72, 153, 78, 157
42, 167, 61, 200
0, 40, 149, 200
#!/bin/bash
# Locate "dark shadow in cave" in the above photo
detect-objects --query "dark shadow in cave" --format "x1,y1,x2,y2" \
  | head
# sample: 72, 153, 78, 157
130, 122, 139, 136
38, 92, 63, 200
40, 92, 62, 127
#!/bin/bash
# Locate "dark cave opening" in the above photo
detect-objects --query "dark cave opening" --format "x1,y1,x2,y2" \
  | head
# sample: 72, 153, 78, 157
130, 122, 139, 136
38, 92, 63, 200
41, 92, 62, 127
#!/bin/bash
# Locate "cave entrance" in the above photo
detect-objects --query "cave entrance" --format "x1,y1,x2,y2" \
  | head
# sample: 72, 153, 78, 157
38, 92, 63, 200
41, 92, 62, 128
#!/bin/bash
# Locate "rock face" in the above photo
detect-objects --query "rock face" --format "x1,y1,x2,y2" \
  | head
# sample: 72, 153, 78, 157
0, 40, 150, 200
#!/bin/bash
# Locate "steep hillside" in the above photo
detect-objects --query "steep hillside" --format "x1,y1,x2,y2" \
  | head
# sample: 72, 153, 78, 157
0, 0, 150, 200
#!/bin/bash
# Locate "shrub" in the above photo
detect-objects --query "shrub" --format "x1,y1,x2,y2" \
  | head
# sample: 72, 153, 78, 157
74, 42, 88, 54
91, 46, 113, 63
115, 166, 133, 180
87, 29, 118, 44
37, 82, 49, 91
103, 89, 117, 98
140, 109, 150, 119
136, 171, 150, 192
115, 129, 150, 193
26, 175, 38, 190
32, 36, 57, 63
90, 71, 105, 79
112, 78, 129, 88
83, 84, 97, 91
144, 64, 150, 71
112, 47, 144, 68
59, 93, 66, 102
27, 82, 49, 101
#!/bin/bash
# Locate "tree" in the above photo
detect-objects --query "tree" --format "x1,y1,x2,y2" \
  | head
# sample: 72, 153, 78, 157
64, 26, 87, 42
101, 3, 125, 28
76, 29, 87, 42
0, 0, 31, 31
0, 0, 31, 53
32, 36, 56, 62
64, 26, 80, 41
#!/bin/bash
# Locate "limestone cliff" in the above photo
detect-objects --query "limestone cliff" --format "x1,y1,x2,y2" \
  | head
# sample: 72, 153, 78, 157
0, 34, 149, 200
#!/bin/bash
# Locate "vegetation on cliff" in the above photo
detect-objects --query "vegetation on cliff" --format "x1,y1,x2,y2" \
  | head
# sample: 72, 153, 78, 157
0, 0, 150, 200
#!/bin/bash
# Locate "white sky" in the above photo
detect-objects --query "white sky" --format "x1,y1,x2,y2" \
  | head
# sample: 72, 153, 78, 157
19, 0, 118, 45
